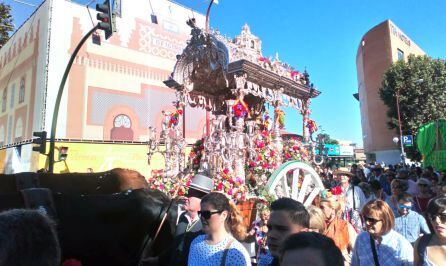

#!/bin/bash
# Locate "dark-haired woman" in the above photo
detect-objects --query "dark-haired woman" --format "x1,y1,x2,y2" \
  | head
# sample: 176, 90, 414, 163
414, 196, 446, 266
188, 192, 250, 266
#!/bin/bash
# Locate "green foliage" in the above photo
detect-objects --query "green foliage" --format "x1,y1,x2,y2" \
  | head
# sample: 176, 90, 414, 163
0, 2, 14, 48
319, 133, 338, 144
379, 55, 446, 160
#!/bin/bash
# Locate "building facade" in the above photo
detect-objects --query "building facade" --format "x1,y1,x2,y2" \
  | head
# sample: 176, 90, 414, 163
356, 20, 425, 164
0, 0, 208, 174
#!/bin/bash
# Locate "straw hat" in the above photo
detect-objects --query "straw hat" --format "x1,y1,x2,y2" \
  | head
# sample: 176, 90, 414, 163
188, 174, 214, 194
333, 167, 355, 177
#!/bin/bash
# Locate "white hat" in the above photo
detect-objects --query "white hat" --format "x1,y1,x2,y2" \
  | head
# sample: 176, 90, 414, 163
189, 174, 214, 194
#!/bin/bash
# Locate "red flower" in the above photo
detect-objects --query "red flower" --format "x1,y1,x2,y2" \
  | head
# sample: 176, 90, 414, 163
217, 183, 223, 190
177, 109, 183, 115
285, 153, 291, 159
257, 141, 265, 148
223, 168, 230, 175
330, 186, 343, 196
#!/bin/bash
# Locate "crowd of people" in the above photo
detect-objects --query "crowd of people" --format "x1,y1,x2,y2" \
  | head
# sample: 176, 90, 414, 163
1, 164, 446, 266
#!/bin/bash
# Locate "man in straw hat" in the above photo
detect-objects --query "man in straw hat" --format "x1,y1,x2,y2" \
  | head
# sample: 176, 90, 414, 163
334, 167, 366, 233
176, 173, 214, 236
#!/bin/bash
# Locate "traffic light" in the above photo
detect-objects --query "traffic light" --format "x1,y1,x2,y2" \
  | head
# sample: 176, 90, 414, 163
96, 0, 115, 40
58, 146, 68, 161
32, 131, 47, 154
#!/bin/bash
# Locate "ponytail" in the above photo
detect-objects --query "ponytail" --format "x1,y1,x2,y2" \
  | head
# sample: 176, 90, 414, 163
228, 201, 247, 241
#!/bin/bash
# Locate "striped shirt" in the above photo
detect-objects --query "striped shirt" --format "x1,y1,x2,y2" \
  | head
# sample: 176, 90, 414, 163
395, 210, 430, 243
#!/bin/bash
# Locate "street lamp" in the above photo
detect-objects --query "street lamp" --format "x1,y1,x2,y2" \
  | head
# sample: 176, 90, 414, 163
395, 79, 423, 167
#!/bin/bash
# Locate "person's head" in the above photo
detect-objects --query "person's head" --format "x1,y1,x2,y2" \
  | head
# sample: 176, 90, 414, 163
306, 205, 325, 233
199, 192, 246, 241
391, 179, 408, 196
185, 174, 214, 213
372, 167, 383, 177
358, 182, 371, 197
426, 166, 434, 174
280, 232, 344, 266
370, 180, 383, 197
397, 169, 409, 179
319, 195, 341, 222
333, 168, 354, 185
426, 196, 446, 238
361, 200, 395, 238
417, 178, 432, 194
396, 193, 413, 216
259, 208, 270, 222
267, 198, 310, 258
0, 209, 61, 266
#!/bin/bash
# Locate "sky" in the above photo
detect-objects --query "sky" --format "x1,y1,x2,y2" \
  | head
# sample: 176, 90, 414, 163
4, 0, 446, 147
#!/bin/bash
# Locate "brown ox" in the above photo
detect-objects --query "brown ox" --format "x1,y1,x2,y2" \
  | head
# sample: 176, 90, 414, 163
0, 168, 148, 194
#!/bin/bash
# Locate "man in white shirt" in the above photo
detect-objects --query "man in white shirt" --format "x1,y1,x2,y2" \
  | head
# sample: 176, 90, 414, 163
335, 168, 367, 211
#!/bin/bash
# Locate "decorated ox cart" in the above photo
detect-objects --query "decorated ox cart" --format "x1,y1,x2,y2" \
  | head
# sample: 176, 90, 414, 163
146, 6, 325, 226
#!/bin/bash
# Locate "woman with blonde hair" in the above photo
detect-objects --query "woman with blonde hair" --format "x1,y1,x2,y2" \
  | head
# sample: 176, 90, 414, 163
307, 205, 326, 233
188, 192, 250, 266
319, 187, 357, 264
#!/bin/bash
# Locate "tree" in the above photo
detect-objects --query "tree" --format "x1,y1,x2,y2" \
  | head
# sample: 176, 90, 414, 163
318, 133, 339, 144
0, 2, 14, 48
379, 55, 446, 160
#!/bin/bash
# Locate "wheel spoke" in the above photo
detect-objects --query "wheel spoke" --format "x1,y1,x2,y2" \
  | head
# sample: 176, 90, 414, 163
281, 174, 290, 198
304, 187, 321, 207
297, 174, 311, 203
291, 168, 300, 200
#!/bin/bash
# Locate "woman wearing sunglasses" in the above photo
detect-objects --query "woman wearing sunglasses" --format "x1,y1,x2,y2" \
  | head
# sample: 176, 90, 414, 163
414, 196, 446, 266
188, 192, 250, 266
385, 179, 409, 216
351, 200, 413, 266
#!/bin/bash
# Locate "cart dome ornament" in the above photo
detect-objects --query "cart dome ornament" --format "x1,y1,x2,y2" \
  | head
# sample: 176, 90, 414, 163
167, 18, 229, 94
154, 15, 325, 204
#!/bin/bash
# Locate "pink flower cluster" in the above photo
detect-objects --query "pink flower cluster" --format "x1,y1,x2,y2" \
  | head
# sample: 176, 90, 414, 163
214, 168, 247, 202
283, 137, 309, 163
188, 138, 205, 173
147, 169, 191, 198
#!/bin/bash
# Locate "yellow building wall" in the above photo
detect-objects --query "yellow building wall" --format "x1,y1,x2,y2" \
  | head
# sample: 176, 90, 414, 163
37, 142, 190, 177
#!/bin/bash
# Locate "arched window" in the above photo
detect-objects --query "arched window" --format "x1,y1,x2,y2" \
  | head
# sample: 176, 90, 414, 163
19, 76, 25, 103
251, 40, 255, 49
111, 114, 134, 141
113, 114, 131, 128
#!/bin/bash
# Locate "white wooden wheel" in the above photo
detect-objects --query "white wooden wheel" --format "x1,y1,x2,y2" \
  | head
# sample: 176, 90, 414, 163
266, 160, 325, 206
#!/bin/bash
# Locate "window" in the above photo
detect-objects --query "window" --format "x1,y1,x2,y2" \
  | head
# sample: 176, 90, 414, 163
113, 114, 131, 128
10, 84, 15, 109
397, 49, 404, 61
2, 89, 7, 112
19, 76, 25, 103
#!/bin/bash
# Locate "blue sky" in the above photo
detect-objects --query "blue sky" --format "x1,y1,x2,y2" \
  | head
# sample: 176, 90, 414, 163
6, 0, 446, 146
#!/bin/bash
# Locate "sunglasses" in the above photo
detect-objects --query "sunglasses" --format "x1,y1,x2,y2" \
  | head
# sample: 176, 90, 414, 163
362, 215, 382, 225
198, 210, 223, 220
391, 185, 403, 189
398, 204, 412, 210
428, 213, 446, 223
